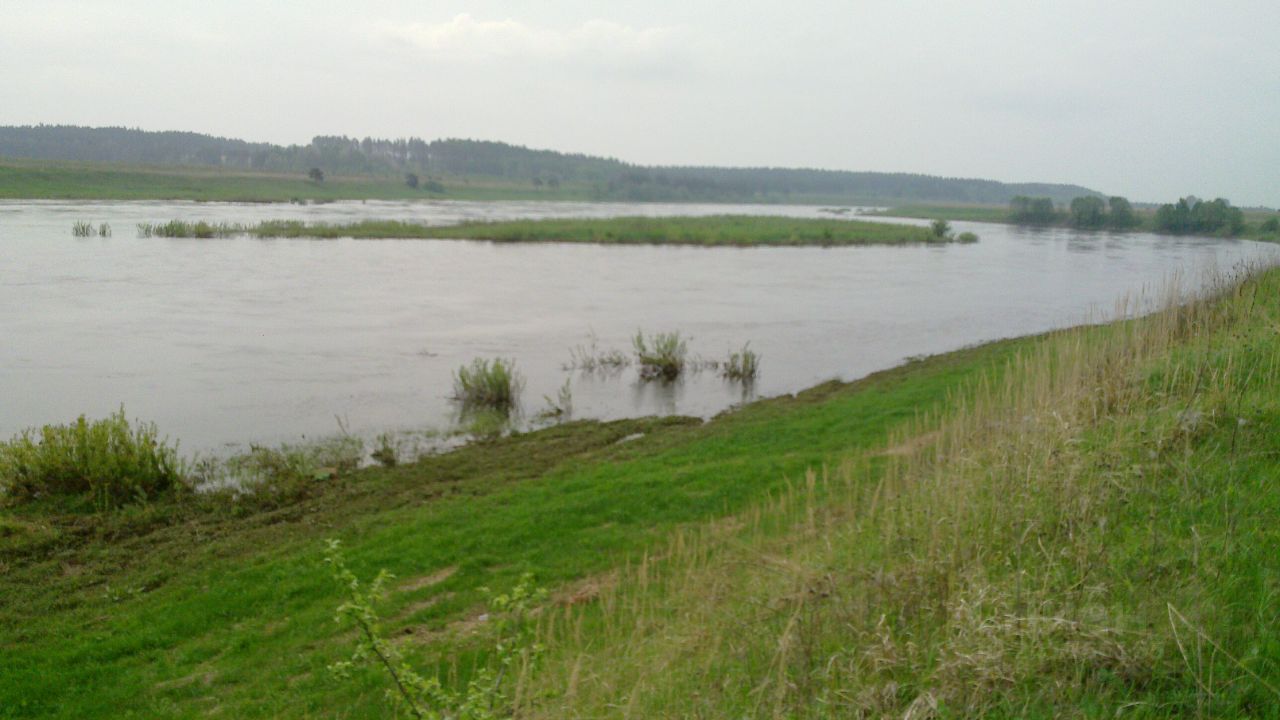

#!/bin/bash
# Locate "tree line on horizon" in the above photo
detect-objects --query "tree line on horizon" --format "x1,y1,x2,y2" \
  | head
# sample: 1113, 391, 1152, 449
1009, 194, 1250, 236
0, 125, 1099, 205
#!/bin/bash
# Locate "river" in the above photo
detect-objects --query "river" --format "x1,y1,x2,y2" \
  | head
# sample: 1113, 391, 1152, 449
1, 199, 1273, 455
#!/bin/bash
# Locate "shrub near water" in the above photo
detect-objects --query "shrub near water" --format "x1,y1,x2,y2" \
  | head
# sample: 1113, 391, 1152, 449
0, 408, 182, 508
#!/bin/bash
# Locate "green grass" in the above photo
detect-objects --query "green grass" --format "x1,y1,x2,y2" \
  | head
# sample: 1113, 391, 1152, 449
0, 326, 1031, 718
246, 215, 949, 246
0, 158, 594, 202
3, 267, 1279, 717
516, 265, 1280, 717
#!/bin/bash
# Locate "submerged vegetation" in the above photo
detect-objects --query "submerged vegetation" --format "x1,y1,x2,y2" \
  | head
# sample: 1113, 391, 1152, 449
137, 220, 242, 238
452, 358, 525, 413
70, 221, 111, 237
564, 335, 631, 374
632, 330, 689, 381
720, 343, 761, 382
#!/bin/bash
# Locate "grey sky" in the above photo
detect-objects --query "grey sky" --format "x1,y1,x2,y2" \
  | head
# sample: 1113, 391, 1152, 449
3, 0, 1278, 205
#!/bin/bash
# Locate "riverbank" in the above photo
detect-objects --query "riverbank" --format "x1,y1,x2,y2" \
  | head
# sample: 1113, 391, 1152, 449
140, 215, 958, 246
3, 265, 1279, 717
0, 328, 1034, 717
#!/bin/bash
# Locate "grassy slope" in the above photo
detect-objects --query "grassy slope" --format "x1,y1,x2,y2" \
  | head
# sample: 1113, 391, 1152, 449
875, 203, 1280, 242
4, 268, 1279, 718
521, 267, 1280, 717
0, 338, 1028, 718
247, 216, 947, 246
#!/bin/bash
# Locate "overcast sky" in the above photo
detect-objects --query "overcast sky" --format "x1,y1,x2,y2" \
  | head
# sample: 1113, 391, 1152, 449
3, 1, 1277, 205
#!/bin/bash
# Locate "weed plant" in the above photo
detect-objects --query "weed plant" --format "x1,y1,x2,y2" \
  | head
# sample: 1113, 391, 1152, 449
539, 379, 574, 421
370, 433, 400, 468
190, 435, 363, 502
453, 358, 524, 412
71, 221, 94, 237
633, 331, 688, 381
325, 540, 546, 719
565, 336, 631, 374
137, 220, 244, 238
455, 409, 514, 443
0, 408, 182, 509
721, 343, 760, 382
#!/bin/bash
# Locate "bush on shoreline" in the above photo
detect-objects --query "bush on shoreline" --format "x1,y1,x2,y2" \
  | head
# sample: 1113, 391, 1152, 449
0, 408, 183, 509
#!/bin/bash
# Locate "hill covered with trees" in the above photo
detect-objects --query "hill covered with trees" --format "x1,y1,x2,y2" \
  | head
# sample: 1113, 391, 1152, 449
0, 125, 1100, 205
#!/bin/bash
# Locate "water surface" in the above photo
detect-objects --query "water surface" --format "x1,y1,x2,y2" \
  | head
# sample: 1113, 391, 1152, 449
1, 199, 1272, 453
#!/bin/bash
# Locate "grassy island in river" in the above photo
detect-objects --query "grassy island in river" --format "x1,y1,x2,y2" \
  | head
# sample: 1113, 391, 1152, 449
142, 215, 962, 246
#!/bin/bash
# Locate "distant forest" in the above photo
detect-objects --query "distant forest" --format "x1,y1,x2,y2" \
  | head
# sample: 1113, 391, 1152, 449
0, 125, 1100, 205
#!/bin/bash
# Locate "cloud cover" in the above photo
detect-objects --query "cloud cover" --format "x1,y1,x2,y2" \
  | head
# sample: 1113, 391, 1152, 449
1, 0, 1277, 205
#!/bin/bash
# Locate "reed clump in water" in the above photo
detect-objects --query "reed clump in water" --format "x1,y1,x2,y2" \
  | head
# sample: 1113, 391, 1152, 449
633, 331, 688, 381
452, 358, 525, 413
720, 343, 760, 382
137, 220, 244, 238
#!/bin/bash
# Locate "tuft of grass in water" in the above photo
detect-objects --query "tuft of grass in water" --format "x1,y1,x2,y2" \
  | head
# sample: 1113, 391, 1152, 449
633, 330, 688, 381
97, 222, 111, 238
956, 230, 979, 243
452, 358, 525, 412
721, 343, 761, 382
565, 334, 631, 374
455, 408, 514, 442
136, 220, 244, 239
190, 435, 364, 502
71, 221, 95, 237
930, 218, 951, 238
0, 408, 183, 510
370, 433, 400, 468
539, 379, 574, 421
